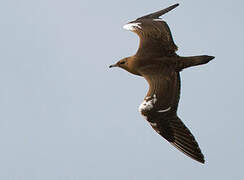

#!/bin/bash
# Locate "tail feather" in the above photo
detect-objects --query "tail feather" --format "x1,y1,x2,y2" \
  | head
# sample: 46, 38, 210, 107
177, 55, 214, 71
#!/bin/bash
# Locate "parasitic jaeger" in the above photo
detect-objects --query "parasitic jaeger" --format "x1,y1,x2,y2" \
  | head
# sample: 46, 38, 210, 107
109, 3, 214, 164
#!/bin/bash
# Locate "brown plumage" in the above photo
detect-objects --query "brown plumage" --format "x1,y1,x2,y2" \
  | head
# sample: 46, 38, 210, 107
109, 3, 214, 164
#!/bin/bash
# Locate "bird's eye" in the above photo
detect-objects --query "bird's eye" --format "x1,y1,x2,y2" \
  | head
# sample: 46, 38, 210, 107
120, 61, 125, 65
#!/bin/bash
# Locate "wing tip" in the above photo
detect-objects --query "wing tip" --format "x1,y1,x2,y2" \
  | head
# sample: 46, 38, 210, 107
171, 142, 205, 164
172, 3, 180, 8
137, 3, 180, 20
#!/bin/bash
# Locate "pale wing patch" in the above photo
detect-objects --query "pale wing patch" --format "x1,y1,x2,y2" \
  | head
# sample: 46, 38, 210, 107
138, 94, 157, 113
153, 19, 163, 21
149, 122, 157, 127
158, 107, 171, 113
123, 22, 142, 31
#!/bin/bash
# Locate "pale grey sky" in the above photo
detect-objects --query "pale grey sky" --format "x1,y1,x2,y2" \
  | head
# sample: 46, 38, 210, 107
0, 0, 243, 179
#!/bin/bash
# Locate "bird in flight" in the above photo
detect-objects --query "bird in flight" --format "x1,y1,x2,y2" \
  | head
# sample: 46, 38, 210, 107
109, 3, 214, 163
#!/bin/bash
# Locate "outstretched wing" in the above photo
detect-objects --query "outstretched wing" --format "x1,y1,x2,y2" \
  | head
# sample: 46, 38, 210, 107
155, 116, 205, 163
123, 4, 179, 58
138, 65, 205, 163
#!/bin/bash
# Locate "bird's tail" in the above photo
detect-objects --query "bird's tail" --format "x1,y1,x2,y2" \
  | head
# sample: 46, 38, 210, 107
177, 55, 214, 71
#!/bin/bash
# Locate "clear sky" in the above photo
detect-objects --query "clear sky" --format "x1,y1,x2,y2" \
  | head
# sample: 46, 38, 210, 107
0, 0, 243, 179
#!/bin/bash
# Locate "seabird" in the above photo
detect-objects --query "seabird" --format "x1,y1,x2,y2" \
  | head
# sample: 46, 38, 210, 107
109, 3, 214, 164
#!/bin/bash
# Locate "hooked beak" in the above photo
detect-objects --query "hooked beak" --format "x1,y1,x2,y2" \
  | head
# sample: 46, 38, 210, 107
109, 63, 118, 68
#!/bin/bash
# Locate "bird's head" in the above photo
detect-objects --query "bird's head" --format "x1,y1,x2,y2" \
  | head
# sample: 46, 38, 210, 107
109, 58, 129, 69
109, 57, 141, 76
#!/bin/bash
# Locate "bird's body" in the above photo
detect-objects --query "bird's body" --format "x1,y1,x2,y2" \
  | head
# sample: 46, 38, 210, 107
110, 4, 214, 164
